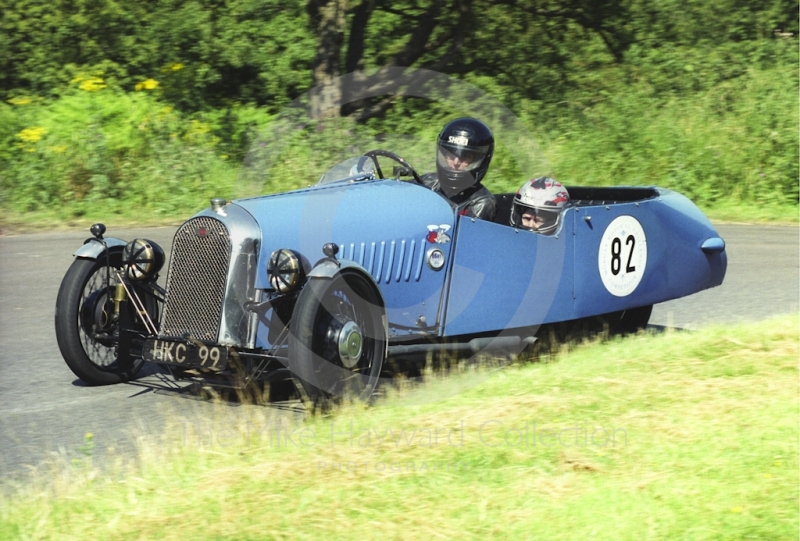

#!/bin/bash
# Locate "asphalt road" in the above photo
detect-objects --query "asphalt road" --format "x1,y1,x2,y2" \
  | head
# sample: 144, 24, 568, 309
0, 223, 797, 478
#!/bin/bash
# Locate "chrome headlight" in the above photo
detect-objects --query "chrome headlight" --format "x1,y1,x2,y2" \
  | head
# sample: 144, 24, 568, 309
123, 238, 165, 281
267, 249, 305, 293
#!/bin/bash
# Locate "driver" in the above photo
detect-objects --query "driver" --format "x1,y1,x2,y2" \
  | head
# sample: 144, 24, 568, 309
421, 117, 497, 221
510, 177, 570, 235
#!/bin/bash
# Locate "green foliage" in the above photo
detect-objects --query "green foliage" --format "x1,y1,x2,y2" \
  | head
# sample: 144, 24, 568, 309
0, 0, 313, 111
0, 88, 266, 216
530, 61, 799, 207
0, 0, 796, 223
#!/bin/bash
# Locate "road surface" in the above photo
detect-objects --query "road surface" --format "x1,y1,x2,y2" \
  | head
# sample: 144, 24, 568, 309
0, 223, 796, 477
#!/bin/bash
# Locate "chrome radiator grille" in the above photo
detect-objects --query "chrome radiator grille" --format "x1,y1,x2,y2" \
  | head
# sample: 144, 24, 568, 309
160, 217, 231, 341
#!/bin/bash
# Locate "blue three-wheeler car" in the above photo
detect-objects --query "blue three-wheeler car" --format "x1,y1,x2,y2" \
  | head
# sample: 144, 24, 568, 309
55, 151, 727, 403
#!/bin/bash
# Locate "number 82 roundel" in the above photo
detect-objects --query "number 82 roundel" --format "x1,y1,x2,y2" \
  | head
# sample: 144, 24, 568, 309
598, 215, 648, 297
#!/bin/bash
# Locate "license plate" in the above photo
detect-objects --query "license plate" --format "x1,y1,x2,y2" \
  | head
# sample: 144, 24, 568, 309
143, 339, 228, 370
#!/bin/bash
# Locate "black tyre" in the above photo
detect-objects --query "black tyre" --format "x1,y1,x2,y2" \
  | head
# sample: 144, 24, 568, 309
615, 304, 653, 335
289, 271, 386, 404
55, 253, 155, 385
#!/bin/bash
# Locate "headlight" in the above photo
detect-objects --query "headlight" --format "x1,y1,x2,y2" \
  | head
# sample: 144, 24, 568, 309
123, 238, 165, 281
267, 249, 305, 293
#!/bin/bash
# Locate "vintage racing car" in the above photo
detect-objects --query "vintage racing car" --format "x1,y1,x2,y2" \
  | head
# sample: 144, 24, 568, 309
55, 151, 727, 402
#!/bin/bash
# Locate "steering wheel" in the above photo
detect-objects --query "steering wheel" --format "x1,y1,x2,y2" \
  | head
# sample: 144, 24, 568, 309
363, 150, 424, 185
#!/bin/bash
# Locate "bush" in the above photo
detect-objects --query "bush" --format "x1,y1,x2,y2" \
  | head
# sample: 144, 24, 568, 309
0, 86, 248, 216
531, 63, 798, 208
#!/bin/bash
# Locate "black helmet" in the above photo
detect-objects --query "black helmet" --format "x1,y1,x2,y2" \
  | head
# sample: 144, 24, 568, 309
435, 117, 494, 197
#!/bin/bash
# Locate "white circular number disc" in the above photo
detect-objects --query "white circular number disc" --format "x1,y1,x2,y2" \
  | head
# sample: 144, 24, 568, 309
598, 215, 647, 297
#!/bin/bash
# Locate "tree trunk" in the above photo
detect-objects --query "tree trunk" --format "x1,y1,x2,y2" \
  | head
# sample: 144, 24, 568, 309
307, 0, 348, 119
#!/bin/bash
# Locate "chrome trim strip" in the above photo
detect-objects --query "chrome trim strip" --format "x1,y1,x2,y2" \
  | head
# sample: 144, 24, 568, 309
414, 239, 426, 280
403, 240, 415, 282
375, 241, 385, 280
395, 240, 406, 282
385, 241, 396, 283
368, 242, 376, 274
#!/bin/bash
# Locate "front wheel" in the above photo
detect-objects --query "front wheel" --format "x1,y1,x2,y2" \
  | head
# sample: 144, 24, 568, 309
289, 271, 386, 404
55, 253, 156, 385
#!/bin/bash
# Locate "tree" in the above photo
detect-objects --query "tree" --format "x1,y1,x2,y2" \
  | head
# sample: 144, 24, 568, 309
305, 0, 640, 119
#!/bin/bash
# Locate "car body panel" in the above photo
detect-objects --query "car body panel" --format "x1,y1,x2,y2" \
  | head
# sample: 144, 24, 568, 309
231, 180, 726, 344
435, 188, 726, 336
234, 180, 455, 344
572, 189, 726, 318
442, 215, 574, 336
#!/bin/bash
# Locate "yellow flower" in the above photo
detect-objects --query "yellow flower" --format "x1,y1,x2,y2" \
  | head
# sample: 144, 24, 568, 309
156, 106, 174, 121
730, 506, 743, 513
188, 119, 210, 134
79, 77, 106, 92
7, 96, 32, 105
50, 145, 67, 154
17, 127, 47, 143
184, 120, 218, 145
160, 63, 184, 73
136, 79, 159, 91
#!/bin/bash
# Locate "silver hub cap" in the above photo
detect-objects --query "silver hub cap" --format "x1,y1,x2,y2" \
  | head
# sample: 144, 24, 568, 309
338, 321, 363, 369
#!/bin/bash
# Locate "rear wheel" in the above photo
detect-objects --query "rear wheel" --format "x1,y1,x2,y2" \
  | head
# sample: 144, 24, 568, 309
289, 271, 386, 404
55, 253, 156, 385
615, 304, 653, 335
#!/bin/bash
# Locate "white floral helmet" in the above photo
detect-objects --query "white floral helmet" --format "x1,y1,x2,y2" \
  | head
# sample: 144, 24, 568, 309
510, 177, 570, 234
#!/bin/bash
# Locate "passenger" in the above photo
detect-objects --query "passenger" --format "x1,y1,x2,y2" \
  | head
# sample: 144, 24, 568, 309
510, 177, 570, 235
421, 117, 497, 220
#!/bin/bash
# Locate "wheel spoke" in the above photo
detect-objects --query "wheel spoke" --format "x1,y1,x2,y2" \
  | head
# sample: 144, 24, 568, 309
77, 265, 118, 367
57, 254, 151, 384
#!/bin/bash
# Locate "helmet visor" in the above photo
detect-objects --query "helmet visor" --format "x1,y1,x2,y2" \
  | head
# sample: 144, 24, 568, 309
436, 144, 490, 172
512, 204, 560, 232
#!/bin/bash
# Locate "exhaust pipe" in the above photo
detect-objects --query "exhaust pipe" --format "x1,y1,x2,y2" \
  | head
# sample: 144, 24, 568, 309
388, 335, 536, 358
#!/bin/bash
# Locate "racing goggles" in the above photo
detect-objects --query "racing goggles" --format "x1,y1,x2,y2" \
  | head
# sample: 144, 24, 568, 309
436, 144, 490, 172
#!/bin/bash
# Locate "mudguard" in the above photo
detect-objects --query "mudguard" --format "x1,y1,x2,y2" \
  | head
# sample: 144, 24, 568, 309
73, 238, 127, 259
307, 258, 386, 310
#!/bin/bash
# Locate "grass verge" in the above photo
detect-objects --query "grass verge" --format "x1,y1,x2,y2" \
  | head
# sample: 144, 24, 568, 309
1, 315, 798, 540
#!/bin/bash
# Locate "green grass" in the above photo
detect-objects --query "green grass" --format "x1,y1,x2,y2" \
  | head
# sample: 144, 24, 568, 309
1, 315, 797, 540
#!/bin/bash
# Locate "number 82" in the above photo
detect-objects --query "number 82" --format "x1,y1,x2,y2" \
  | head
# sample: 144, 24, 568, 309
611, 235, 636, 276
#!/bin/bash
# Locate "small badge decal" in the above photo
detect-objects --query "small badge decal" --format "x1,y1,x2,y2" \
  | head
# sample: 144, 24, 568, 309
426, 224, 451, 244
197, 227, 208, 238
426, 248, 446, 270
448, 135, 469, 146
